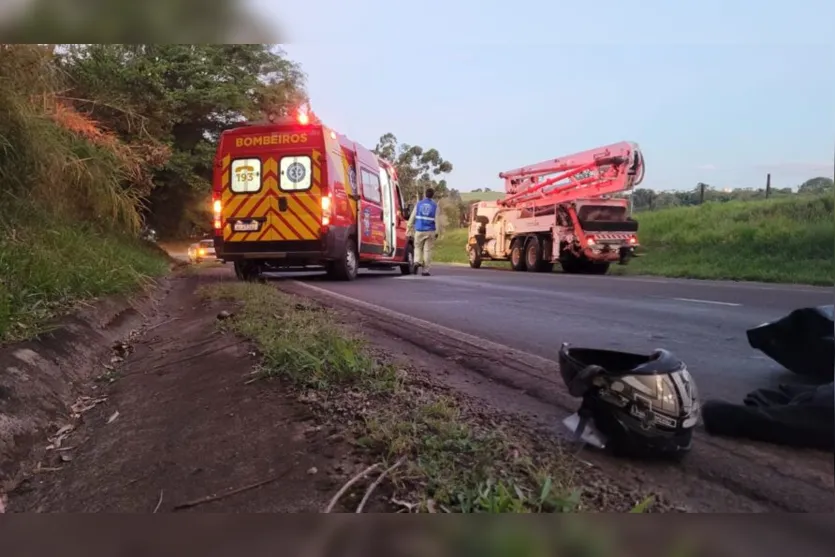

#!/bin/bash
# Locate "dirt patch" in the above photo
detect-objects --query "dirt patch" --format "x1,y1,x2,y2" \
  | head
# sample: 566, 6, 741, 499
0, 280, 170, 496
6, 274, 361, 512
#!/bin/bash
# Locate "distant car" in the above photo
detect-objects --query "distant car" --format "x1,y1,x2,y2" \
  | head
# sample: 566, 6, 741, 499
188, 239, 217, 263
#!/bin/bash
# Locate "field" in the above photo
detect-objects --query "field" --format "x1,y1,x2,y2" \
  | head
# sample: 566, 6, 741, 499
435, 194, 834, 285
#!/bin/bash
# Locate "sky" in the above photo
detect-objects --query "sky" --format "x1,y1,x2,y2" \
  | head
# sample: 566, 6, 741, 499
255, 1, 834, 193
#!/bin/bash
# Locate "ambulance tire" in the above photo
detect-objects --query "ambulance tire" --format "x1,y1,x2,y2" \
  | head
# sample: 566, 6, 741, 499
234, 261, 260, 282
510, 239, 527, 272
400, 242, 417, 275
328, 240, 359, 281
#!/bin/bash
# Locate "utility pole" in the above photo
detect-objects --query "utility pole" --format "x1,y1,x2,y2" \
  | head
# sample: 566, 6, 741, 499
765, 173, 771, 198
698, 182, 706, 204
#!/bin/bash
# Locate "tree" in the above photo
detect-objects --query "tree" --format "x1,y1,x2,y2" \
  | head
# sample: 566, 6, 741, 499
798, 177, 834, 195
373, 133, 453, 203
58, 44, 307, 236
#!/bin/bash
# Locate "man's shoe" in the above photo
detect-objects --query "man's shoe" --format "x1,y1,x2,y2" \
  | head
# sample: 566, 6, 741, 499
421, 271, 431, 276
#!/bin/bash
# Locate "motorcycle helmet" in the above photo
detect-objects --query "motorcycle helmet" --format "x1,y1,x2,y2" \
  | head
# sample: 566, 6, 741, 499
558, 343, 700, 459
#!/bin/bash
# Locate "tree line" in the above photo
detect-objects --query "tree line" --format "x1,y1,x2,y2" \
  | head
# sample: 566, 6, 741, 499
0, 44, 307, 238
627, 177, 834, 212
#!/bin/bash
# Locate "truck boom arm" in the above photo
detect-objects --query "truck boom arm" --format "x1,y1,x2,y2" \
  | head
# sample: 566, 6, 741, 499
498, 141, 645, 208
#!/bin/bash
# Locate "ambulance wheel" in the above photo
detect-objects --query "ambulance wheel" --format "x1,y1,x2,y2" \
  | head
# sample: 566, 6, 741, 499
400, 242, 417, 275
468, 246, 482, 269
234, 261, 259, 282
510, 239, 526, 272
328, 240, 358, 281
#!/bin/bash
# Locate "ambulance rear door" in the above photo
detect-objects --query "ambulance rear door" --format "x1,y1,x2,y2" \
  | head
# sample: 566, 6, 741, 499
222, 126, 324, 250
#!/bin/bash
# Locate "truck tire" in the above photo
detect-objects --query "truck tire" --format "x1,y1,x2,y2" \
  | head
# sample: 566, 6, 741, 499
510, 239, 527, 272
400, 242, 417, 275
327, 239, 359, 281
586, 262, 610, 275
468, 246, 482, 269
524, 236, 542, 273
560, 257, 581, 274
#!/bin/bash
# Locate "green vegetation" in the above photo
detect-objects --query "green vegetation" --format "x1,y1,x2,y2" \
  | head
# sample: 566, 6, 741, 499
435, 194, 834, 285
617, 194, 834, 285
59, 43, 306, 237
0, 208, 168, 341
629, 178, 833, 211
202, 282, 656, 513
0, 45, 169, 341
0, 43, 306, 340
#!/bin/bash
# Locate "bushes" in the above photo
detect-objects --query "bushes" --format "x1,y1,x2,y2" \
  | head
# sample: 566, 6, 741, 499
625, 195, 834, 284
0, 45, 168, 341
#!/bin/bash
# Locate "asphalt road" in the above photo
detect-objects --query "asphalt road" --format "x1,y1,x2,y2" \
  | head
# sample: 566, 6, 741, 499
281, 264, 832, 403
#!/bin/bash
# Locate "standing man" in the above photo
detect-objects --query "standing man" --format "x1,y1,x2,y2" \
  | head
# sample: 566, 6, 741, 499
407, 187, 441, 276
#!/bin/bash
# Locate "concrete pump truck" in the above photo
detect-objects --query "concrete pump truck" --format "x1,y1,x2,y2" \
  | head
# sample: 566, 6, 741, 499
466, 141, 645, 275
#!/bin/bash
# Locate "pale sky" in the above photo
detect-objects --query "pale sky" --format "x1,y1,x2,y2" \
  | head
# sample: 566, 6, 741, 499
256, 1, 834, 193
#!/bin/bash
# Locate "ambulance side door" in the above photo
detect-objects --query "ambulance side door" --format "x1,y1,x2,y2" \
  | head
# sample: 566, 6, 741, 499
358, 166, 385, 258
393, 182, 409, 261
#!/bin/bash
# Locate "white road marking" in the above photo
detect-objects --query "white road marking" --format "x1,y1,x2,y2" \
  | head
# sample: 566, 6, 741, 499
673, 297, 742, 307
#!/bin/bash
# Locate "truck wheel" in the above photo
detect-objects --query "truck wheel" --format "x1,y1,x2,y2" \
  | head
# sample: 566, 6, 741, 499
560, 257, 582, 274
328, 239, 359, 281
468, 246, 482, 269
400, 242, 417, 275
524, 237, 541, 272
586, 262, 610, 275
510, 239, 527, 272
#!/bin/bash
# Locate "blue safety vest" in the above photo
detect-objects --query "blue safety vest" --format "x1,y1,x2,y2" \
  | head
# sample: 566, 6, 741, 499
414, 199, 438, 232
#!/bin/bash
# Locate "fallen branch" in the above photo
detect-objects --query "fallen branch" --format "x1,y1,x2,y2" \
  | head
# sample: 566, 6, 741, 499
356, 457, 406, 513
173, 469, 291, 511
324, 463, 380, 513
153, 490, 164, 513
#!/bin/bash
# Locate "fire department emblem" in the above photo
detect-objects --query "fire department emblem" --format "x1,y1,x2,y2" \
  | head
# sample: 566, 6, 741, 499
361, 207, 372, 237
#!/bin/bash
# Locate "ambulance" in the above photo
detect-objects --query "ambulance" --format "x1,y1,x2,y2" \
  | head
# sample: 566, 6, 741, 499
211, 108, 417, 281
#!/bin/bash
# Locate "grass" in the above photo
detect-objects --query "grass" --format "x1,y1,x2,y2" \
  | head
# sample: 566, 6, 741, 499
200, 282, 657, 513
616, 195, 834, 285
434, 194, 834, 285
0, 208, 170, 342
0, 45, 170, 341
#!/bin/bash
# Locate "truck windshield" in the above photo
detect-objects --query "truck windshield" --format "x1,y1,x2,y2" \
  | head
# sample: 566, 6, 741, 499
577, 205, 627, 222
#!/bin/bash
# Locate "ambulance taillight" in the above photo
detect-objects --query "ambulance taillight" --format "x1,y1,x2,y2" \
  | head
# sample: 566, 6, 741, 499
321, 193, 332, 228
212, 194, 222, 230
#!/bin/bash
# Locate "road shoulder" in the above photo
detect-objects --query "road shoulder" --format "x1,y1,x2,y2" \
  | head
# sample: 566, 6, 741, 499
280, 279, 834, 513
